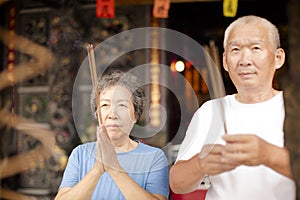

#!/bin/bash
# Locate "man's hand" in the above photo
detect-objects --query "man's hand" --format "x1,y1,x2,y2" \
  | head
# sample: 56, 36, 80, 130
199, 144, 237, 176
222, 134, 271, 166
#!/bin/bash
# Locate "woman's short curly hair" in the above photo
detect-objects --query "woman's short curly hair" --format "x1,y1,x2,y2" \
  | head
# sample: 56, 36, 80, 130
90, 70, 145, 121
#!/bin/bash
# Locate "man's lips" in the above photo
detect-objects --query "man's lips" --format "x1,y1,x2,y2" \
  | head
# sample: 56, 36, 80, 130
238, 71, 254, 75
238, 71, 256, 77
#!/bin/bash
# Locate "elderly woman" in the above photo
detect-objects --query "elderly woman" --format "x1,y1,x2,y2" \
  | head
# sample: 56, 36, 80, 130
55, 70, 169, 200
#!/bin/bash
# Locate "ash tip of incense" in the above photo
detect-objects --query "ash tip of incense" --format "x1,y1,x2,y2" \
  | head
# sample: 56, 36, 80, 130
87, 43, 94, 50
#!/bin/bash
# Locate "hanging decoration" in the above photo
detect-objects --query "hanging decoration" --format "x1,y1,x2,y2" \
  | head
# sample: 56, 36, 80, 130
153, 0, 170, 18
223, 0, 238, 17
149, 20, 162, 128
96, 0, 115, 18
7, 4, 17, 127
7, 4, 16, 86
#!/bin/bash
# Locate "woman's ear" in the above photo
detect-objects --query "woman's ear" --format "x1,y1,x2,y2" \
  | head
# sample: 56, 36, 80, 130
223, 52, 229, 72
275, 48, 285, 69
133, 115, 137, 124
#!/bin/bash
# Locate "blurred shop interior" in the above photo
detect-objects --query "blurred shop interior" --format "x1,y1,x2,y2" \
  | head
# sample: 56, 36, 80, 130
0, 0, 297, 199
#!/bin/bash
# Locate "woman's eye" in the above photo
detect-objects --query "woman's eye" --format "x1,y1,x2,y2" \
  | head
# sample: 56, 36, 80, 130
100, 104, 108, 108
119, 104, 128, 108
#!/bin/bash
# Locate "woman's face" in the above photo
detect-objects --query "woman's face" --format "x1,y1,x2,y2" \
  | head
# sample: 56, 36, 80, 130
99, 85, 136, 141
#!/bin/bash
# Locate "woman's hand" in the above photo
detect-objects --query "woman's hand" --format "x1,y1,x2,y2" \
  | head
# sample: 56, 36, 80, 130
94, 135, 104, 174
96, 126, 121, 172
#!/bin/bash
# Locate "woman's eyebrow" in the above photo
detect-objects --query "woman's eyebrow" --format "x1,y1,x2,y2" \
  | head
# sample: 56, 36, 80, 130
100, 99, 130, 103
116, 99, 131, 103
100, 99, 110, 102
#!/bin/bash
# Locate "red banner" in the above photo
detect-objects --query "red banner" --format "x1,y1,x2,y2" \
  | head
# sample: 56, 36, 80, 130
96, 0, 115, 18
153, 0, 170, 18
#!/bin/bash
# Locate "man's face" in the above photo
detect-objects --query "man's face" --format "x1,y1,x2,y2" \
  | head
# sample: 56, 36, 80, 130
223, 24, 282, 93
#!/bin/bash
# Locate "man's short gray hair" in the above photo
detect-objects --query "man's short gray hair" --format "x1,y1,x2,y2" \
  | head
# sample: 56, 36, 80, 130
223, 15, 281, 51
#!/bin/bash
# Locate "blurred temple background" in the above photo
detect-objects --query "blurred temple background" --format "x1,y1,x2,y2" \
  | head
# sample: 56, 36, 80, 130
0, 0, 299, 199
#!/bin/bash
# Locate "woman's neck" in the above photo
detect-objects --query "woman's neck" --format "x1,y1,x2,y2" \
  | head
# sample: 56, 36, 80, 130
114, 138, 138, 153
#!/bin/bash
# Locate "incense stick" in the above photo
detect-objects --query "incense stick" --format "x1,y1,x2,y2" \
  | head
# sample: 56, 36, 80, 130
86, 44, 103, 125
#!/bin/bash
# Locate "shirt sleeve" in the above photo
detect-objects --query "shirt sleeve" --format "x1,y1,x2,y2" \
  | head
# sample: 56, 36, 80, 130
58, 146, 80, 189
175, 108, 203, 162
176, 99, 224, 162
145, 149, 170, 198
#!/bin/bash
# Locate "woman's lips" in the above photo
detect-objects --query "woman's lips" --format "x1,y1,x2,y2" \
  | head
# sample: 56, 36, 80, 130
106, 124, 121, 128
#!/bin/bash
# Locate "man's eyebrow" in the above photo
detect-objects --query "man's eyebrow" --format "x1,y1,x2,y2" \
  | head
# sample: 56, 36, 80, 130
228, 39, 264, 46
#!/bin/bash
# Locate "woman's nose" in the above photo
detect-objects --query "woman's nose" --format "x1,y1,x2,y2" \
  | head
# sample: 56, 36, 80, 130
107, 106, 118, 119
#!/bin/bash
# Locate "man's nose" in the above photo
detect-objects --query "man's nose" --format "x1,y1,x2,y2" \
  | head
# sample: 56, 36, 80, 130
239, 49, 252, 66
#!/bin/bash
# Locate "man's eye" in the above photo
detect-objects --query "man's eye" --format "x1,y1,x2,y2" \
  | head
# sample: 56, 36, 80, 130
100, 104, 108, 107
119, 104, 128, 108
229, 47, 239, 53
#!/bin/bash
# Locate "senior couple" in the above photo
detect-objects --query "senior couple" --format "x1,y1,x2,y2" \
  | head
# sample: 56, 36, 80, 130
55, 15, 297, 200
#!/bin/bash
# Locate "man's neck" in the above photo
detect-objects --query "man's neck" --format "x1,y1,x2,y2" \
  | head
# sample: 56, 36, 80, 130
236, 89, 279, 104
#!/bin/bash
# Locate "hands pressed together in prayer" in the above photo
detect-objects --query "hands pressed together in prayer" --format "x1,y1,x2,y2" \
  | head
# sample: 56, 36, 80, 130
94, 125, 121, 173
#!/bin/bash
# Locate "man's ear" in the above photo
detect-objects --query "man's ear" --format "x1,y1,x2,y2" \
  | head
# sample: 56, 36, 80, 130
223, 52, 229, 72
275, 48, 285, 69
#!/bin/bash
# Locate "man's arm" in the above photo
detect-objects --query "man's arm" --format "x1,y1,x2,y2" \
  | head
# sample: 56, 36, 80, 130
265, 145, 292, 178
169, 144, 237, 194
169, 154, 205, 194
222, 134, 293, 178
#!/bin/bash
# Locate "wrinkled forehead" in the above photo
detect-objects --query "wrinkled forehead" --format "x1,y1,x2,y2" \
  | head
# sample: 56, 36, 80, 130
228, 38, 264, 47
226, 24, 272, 48
100, 85, 133, 100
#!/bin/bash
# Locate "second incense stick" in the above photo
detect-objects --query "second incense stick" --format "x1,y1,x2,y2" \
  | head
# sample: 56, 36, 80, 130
86, 44, 103, 126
